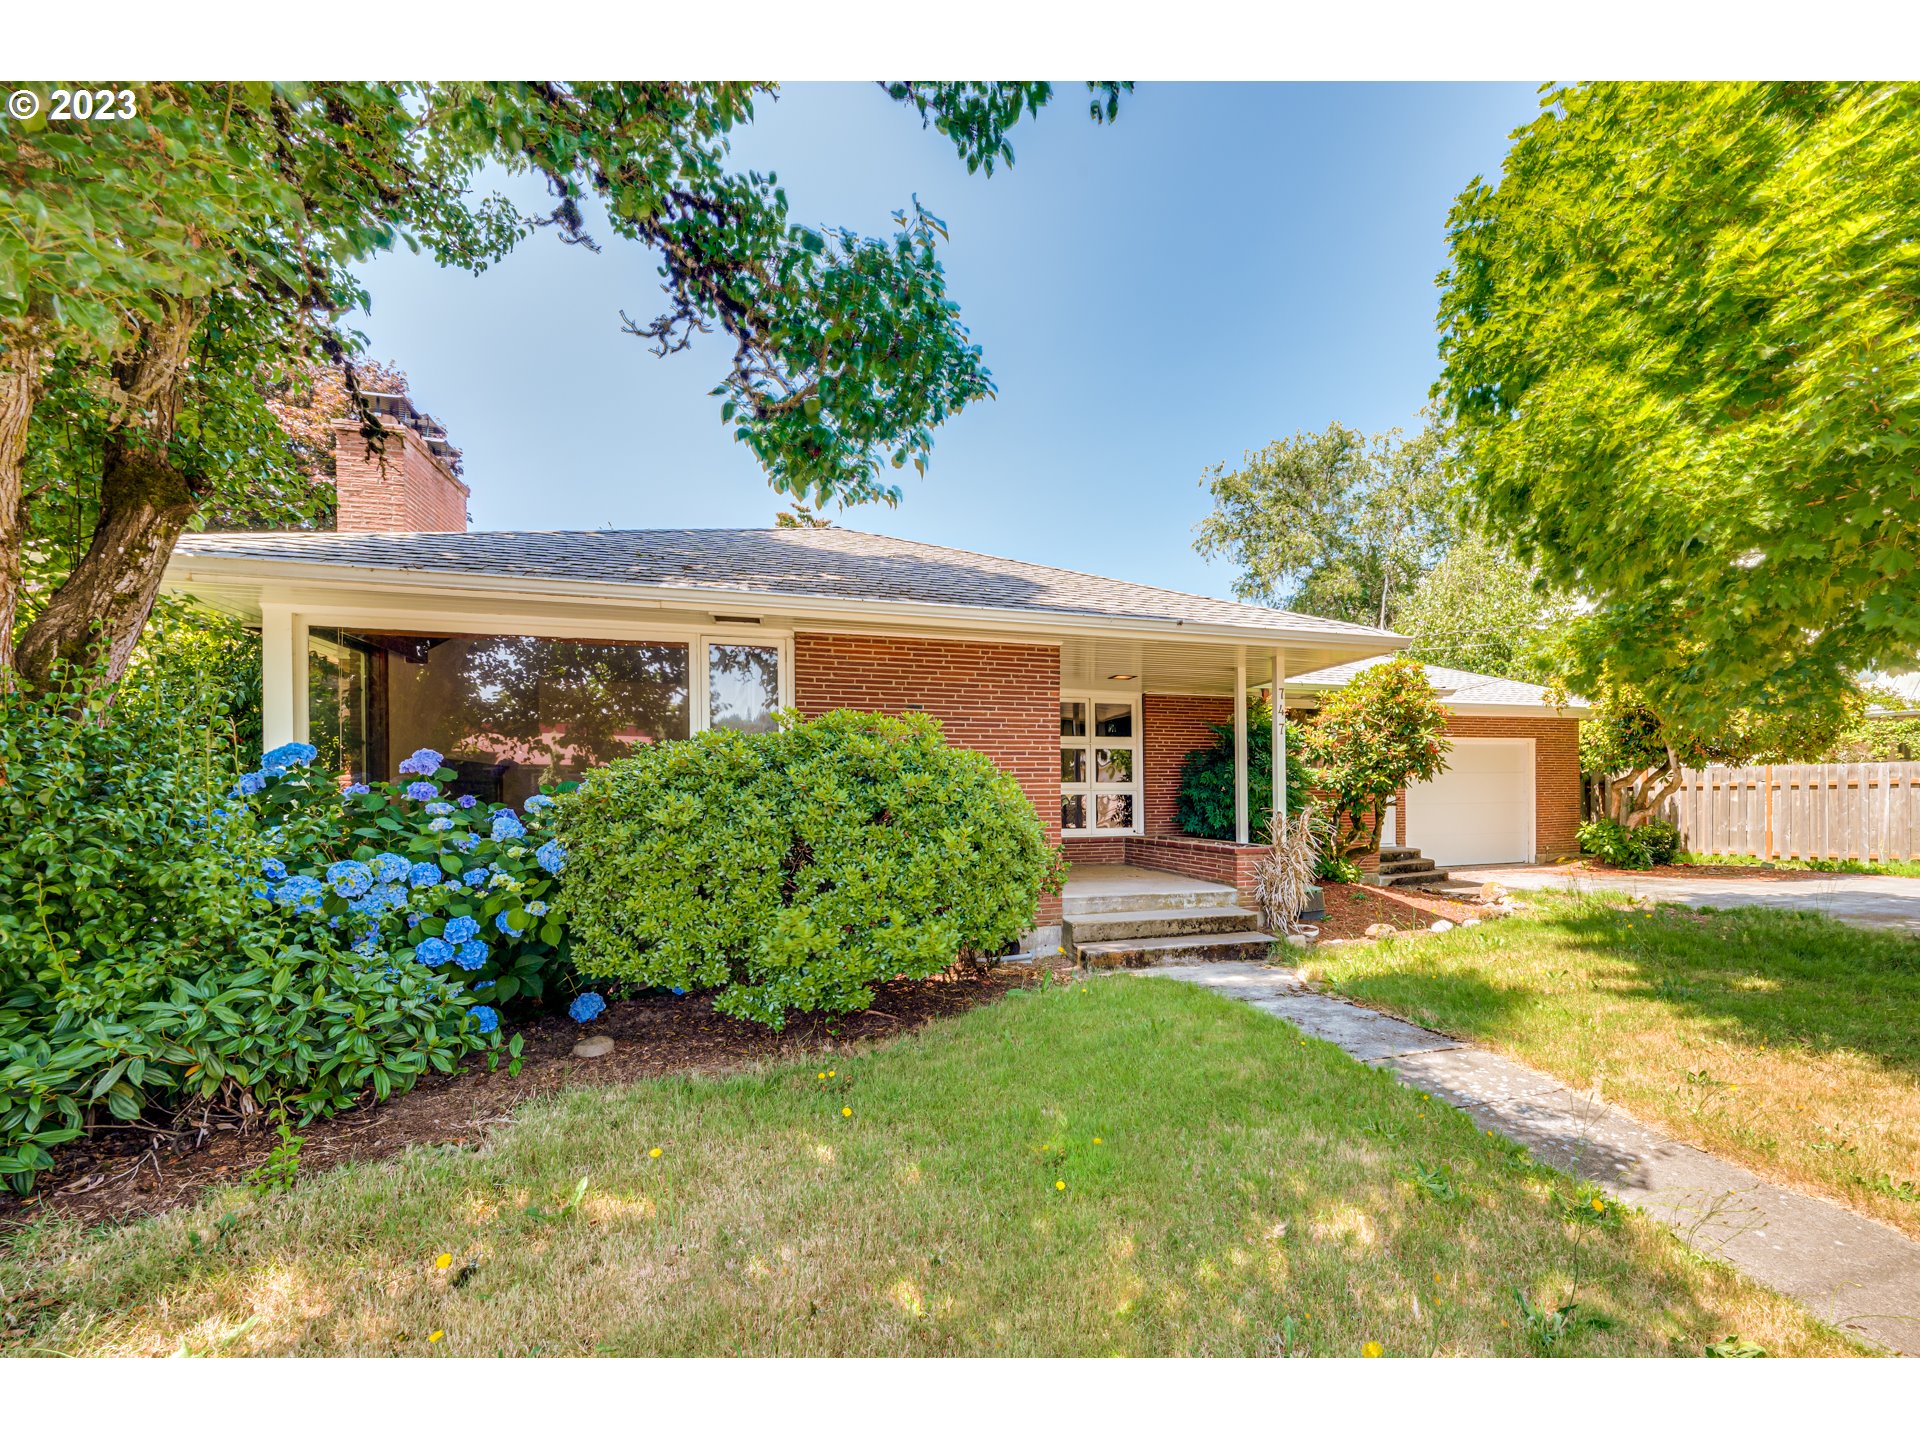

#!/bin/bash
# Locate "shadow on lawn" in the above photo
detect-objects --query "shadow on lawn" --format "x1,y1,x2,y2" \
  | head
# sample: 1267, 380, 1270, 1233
1349, 897, 1920, 1082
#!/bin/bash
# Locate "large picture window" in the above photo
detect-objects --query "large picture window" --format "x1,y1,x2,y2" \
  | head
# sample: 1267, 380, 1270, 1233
308, 628, 790, 800
1060, 694, 1140, 835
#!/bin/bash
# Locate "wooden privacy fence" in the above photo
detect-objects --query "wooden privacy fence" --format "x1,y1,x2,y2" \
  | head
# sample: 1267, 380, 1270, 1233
1662, 763, 1920, 863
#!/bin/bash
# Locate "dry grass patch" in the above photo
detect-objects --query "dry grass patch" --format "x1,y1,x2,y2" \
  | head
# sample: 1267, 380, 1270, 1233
1307, 894, 1920, 1239
1, 976, 1861, 1357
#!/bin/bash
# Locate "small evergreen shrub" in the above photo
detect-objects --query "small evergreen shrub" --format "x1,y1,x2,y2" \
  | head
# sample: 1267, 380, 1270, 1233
555, 709, 1064, 1027
1577, 816, 1683, 869
1175, 697, 1310, 845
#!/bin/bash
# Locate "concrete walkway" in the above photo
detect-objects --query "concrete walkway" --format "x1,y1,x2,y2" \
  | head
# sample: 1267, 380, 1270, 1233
1450, 864, 1920, 936
1136, 961, 1920, 1355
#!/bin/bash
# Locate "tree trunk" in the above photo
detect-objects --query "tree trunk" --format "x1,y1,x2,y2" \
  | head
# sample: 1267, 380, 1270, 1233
0, 341, 47, 683
13, 305, 202, 692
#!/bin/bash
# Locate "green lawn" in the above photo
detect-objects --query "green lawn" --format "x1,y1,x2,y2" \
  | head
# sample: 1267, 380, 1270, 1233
1674, 852, 1920, 879
1307, 896, 1920, 1240
1, 975, 1853, 1356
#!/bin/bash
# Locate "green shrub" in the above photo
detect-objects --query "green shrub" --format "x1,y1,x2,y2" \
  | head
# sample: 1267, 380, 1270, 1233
555, 709, 1064, 1027
245, 746, 574, 1008
1175, 697, 1311, 845
1576, 816, 1681, 869
0, 671, 487, 1195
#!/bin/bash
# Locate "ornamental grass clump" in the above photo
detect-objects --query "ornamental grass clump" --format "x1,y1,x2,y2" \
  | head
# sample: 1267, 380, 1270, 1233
554, 709, 1064, 1027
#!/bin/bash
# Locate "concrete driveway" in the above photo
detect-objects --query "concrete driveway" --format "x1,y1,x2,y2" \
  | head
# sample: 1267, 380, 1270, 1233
1449, 864, 1920, 936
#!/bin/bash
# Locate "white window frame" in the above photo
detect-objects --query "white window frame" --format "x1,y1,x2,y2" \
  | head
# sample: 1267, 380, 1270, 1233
694, 631, 795, 734
1060, 690, 1142, 837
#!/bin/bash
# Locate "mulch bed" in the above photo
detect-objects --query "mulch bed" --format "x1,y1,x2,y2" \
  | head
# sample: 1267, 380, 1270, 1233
1563, 860, 1838, 882
1, 960, 1058, 1232
1313, 880, 1483, 939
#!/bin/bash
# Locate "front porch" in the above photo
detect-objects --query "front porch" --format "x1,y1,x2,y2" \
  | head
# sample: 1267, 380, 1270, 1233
1056, 863, 1277, 968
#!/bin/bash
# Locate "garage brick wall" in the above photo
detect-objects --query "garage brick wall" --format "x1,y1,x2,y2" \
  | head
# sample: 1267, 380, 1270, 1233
1395, 713, 1582, 863
792, 632, 1064, 924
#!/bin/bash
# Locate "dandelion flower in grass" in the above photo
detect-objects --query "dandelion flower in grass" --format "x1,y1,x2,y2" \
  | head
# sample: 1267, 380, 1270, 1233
1362, 1342, 1384, 1358
1093, 1137, 1103, 1145
1055, 1180, 1066, 1191
817, 1071, 827, 1081
827, 1070, 836, 1079
841, 1107, 852, 1118
648, 1147, 663, 1159
434, 1253, 453, 1270
1591, 1197, 1605, 1213
429, 1330, 445, 1344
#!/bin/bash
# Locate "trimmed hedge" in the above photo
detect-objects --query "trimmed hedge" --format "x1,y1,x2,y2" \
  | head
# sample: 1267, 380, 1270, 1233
555, 710, 1063, 1027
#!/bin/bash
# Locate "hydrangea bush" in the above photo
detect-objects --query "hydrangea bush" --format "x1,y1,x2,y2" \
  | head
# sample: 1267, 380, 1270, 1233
241, 745, 578, 1007
555, 709, 1064, 1027
0, 673, 488, 1196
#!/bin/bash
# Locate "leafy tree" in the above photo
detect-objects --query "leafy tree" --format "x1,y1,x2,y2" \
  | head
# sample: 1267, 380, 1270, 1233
1301, 654, 1451, 860
1174, 695, 1310, 844
1579, 675, 1863, 826
774, 505, 834, 528
1396, 533, 1578, 683
1820, 685, 1920, 762
1436, 82, 1920, 752
2, 80, 1126, 694
1194, 417, 1456, 628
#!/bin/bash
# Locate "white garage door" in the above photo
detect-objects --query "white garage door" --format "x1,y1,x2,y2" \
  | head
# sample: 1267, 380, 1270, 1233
1402, 739, 1533, 866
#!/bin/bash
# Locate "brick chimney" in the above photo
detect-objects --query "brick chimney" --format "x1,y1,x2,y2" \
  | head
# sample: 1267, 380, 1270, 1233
332, 395, 469, 532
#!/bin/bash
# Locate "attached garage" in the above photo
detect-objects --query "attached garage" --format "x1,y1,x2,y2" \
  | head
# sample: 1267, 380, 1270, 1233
1283, 659, 1589, 869
1402, 738, 1534, 866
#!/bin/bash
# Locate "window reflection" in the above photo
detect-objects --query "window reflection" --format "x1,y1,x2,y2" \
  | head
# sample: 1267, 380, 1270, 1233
708, 643, 781, 734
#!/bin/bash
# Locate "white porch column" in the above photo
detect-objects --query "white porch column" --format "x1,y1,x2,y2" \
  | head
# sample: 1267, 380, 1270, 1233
291, 616, 311, 744
260, 604, 296, 753
1233, 650, 1249, 844
1272, 647, 1287, 828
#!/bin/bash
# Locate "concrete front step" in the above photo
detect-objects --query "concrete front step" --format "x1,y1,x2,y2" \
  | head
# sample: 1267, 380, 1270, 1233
1074, 930, 1279, 969
1378, 846, 1419, 863
1378, 868, 1452, 889
1379, 857, 1437, 877
1064, 905, 1262, 946
1063, 882, 1239, 918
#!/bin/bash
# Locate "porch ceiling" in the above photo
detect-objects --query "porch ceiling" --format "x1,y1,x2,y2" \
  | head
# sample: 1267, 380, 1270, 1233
1059, 634, 1397, 696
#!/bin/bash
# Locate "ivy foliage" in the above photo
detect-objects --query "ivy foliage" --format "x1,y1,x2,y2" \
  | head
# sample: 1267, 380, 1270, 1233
554, 710, 1064, 1028
1436, 82, 1920, 746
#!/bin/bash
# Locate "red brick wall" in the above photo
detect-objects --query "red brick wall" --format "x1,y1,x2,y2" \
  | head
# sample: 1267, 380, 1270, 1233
792, 632, 1063, 925
1393, 714, 1583, 864
1142, 694, 1230, 837
1061, 837, 1126, 865
334, 420, 470, 532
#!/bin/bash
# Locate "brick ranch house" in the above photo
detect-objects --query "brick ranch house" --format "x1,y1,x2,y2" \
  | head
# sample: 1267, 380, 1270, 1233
161, 408, 1584, 937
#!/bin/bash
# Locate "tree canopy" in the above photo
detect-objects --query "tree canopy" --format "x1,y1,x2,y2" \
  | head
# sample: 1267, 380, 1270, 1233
1, 81, 1126, 693
1396, 533, 1577, 683
1435, 82, 1920, 747
1193, 417, 1456, 629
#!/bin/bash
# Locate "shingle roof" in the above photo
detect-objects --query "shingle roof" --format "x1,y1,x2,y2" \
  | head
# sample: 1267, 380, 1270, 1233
1286, 655, 1587, 713
170, 527, 1401, 640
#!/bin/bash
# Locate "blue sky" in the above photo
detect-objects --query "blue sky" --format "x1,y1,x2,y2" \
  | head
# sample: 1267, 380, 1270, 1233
349, 82, 1541, 601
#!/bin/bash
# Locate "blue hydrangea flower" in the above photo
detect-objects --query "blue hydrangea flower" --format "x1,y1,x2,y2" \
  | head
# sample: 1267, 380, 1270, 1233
452, 832, 479, 853
567, 992, 606, 1024
344, 782, 372, 796
429, 816, 453, 832
462, 868, 489, 887
671, 987, 687, 997
495, 911, 525, 938
526, 900, 548, 917
424, 801, 452, 816
470, 978, 494, 990
370, 852, 411, 884
491, 812, 526, 843
409, 861, 442, 888
415, 936, 454, 966
262, 741, 318, 770
232, 771, 268, 797
260, 857, 288, 882
397, 748, 445, 776
455, 938, 490, 970
352, 936, 381, 958
443, 915, 479, 945
408, 912, 424, 927
535, 839, 566, 875
524, 793, 555, 813
326, 860, 373, 898
248, 882, 270, 900
404, 780, 439, 802
275, 875, 324, 913
457, 794, 478, 809
469, 1004, 500, 1035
